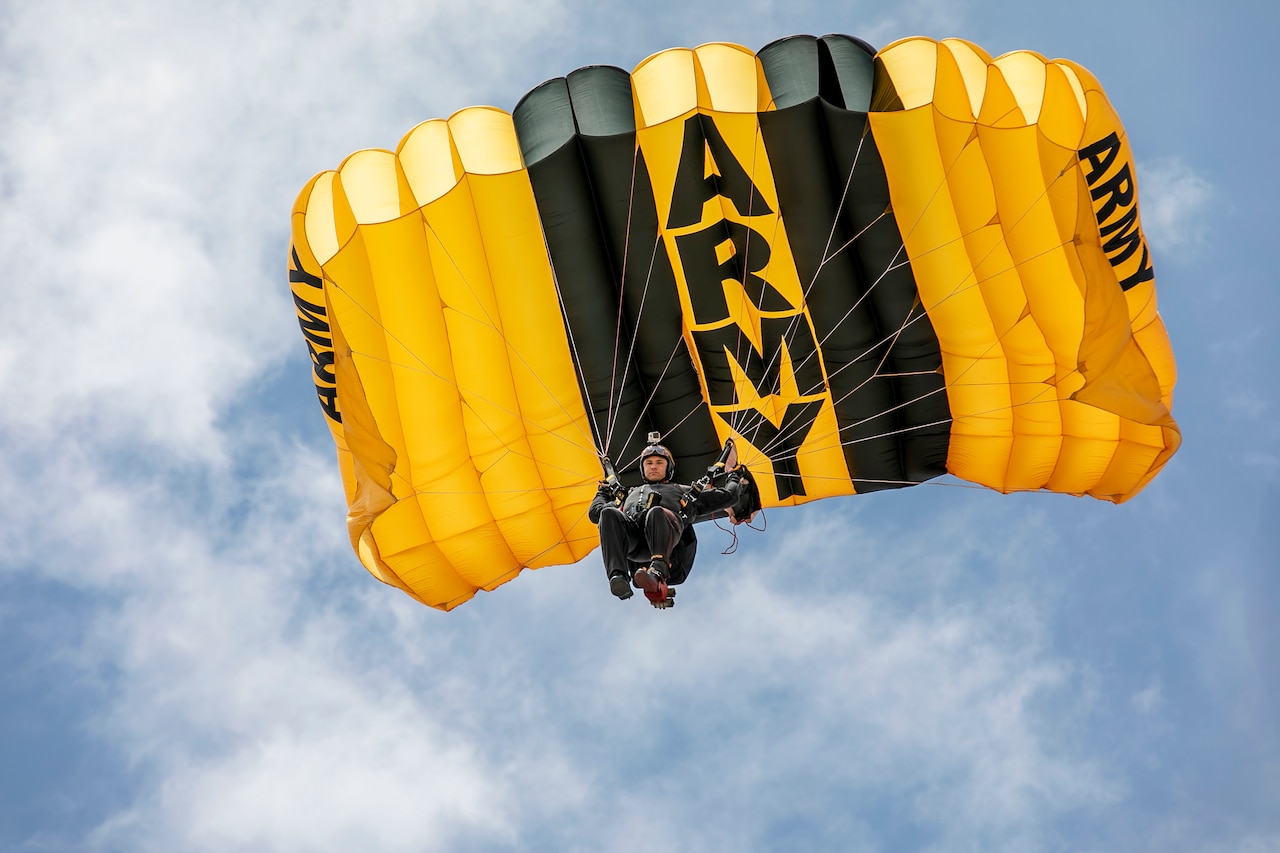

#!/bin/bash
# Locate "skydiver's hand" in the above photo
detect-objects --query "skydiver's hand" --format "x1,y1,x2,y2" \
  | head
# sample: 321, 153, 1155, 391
597, 480, 625, 501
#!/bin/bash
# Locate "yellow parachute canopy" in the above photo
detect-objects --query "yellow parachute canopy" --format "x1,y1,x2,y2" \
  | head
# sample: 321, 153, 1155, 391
289, 35, 1178, 610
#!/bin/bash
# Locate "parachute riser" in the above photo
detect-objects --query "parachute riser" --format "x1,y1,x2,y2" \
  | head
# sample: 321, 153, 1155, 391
599, 454, 627, 504
688, 437, 735, 494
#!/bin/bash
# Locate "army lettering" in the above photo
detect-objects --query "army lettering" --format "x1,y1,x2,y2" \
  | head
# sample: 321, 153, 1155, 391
1079, 132, 1155, 291
289, 248, 341, 423
665, 116, 829, 499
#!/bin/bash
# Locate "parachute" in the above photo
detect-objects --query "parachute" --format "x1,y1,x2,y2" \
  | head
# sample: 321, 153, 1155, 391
289, 35, 1179, 610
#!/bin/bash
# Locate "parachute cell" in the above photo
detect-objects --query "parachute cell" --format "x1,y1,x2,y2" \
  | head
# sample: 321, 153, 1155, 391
290, 34, 1179, 610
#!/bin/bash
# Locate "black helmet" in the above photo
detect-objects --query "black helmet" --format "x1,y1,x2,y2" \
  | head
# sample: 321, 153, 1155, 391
638, 444, 675, 482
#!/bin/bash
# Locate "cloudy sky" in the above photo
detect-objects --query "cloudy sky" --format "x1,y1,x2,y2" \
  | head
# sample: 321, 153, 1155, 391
1, 0, 1275, 850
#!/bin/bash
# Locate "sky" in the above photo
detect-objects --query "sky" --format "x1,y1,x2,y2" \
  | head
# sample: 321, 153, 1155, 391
0, 0, 1276, 850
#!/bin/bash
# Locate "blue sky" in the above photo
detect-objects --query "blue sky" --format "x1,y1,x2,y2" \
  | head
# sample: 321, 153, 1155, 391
1, 1, 1275, 850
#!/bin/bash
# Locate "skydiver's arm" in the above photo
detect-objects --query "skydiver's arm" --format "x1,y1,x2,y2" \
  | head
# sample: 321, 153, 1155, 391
689, 473, 743, 516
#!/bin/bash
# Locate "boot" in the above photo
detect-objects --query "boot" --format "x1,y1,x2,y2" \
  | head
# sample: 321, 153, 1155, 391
634, 558, 674, 609
632, 556, 667, 594
608, 572, 633, 600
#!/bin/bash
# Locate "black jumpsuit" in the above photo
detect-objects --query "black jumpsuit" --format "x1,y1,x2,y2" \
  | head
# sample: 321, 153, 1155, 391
588, 476, 744, 585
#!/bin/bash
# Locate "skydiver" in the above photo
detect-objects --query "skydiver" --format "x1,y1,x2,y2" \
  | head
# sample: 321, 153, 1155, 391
588, 440, 750, 608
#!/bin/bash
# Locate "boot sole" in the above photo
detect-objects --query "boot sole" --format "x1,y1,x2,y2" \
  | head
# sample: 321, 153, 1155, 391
633, 567, 661, 594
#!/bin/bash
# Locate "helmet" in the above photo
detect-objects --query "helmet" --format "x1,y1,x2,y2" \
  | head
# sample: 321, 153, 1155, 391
638, 444, 675, 482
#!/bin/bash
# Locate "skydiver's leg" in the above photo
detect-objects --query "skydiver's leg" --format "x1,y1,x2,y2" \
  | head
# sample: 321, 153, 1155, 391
636, 507, 682, 588
597, 506, 638, 599
642, 506, 682, 562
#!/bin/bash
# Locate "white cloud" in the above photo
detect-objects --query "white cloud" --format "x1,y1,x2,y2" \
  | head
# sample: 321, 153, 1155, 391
1131, 681, 1164, 715
0, 424, 1131, 851
92, 665, 516, 853
1138, 157, 1214, 255
624, 511, 1125, 845
0, 0, 572, 464
2, 438, 517, 852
